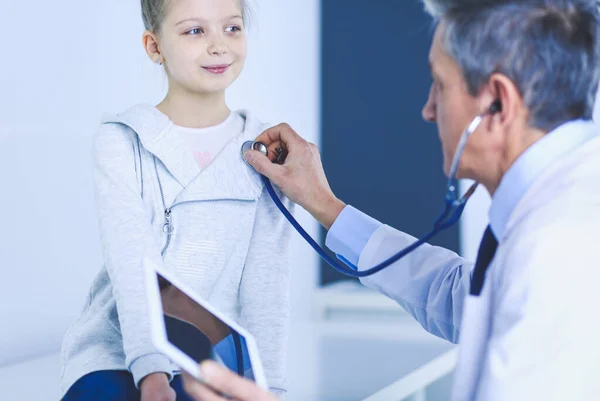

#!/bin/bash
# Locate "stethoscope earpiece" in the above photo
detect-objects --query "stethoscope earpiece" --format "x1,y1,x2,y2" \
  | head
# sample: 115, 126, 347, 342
489, 100, 502, 114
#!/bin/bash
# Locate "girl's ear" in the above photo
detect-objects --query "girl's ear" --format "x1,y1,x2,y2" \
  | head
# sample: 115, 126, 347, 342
143, 30, 163, 64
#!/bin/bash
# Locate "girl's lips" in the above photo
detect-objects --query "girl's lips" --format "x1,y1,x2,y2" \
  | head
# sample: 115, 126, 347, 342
202, 64, 230, 74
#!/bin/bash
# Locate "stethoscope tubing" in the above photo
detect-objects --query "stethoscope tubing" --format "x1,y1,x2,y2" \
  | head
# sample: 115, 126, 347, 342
261, 174, 461, 278
243, 109, 489, 278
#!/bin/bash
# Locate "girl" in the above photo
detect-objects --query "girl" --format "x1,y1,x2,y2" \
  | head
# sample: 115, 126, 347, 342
60, 0, 293, 400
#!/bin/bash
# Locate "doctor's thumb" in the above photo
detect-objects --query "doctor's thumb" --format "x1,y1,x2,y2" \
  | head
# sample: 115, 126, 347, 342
244, 150, 282, 181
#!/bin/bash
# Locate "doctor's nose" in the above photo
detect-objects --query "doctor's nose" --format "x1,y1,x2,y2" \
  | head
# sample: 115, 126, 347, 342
422, 85, 437, 123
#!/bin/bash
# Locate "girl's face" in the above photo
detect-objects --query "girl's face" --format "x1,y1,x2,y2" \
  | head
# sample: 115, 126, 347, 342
158, 0, 247, 95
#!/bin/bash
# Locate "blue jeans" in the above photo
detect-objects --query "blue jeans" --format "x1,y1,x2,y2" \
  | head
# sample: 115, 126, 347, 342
62, 370, 195, 401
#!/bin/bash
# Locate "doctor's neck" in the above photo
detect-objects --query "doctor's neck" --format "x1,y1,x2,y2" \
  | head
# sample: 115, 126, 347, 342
157, 86, 230, 129
472, 124, 546, 196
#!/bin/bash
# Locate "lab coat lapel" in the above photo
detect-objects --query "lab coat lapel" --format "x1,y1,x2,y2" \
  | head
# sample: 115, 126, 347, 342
451, 278, 493, 401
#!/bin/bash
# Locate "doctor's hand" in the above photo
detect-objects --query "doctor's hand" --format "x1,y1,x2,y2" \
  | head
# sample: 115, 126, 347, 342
183, 361, 278, 401
244, 123, 346, 229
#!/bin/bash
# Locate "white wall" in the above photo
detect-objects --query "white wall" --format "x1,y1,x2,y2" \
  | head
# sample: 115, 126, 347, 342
0, 0, 320, 367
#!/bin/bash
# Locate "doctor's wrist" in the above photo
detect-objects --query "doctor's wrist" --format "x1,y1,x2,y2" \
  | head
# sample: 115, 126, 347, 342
310, 195, 346, 230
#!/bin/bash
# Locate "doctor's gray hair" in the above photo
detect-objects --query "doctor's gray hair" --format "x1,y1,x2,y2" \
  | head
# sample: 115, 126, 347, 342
422, 0, 600, 131
141, 0, 252, 33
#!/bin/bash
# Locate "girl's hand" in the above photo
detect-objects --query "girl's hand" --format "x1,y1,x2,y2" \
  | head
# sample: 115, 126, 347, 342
140, 373, 176, 401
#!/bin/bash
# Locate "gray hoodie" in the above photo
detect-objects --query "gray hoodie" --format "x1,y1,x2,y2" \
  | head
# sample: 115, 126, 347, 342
59, 104, 293, 398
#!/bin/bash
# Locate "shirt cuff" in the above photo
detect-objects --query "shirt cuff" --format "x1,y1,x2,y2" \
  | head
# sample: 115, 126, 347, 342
325, 205, 382, 268
214, 333, 251, 373
130, 353, 174, 389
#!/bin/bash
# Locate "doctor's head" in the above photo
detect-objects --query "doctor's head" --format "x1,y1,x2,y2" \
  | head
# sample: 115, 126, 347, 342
141, 0, 251, 96
421, 0, 600, 192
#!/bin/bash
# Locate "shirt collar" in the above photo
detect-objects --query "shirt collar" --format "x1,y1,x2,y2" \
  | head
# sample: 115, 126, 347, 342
489, 119, 598, 240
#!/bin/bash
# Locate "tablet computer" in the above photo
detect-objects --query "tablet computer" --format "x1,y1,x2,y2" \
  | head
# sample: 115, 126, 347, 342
143, 257, 268, 389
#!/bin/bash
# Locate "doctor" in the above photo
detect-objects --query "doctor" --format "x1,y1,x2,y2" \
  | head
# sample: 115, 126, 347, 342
183, 0, 600, 400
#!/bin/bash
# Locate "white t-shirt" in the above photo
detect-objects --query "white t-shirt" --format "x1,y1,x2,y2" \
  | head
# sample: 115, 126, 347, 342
174, 112, 244, 170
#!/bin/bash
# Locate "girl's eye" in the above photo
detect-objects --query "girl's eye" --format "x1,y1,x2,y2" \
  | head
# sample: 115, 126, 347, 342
225, 25, 242, 33
186, 28, 204, 35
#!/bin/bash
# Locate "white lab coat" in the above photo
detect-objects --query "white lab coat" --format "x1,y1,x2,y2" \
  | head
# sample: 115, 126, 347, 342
356, 136, 600, 401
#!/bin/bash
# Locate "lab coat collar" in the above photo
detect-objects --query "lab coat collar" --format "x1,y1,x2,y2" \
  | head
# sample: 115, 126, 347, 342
489, 119, 598, 241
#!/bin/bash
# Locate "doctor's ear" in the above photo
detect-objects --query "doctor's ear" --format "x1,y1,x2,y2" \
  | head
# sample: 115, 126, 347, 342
485, 73, 524, 126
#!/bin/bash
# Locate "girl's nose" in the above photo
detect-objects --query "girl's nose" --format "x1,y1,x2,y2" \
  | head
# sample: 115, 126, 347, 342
208, 41, 227, 56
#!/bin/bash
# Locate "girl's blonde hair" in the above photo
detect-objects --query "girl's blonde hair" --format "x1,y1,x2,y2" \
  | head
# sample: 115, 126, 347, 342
141, 0, 251, 33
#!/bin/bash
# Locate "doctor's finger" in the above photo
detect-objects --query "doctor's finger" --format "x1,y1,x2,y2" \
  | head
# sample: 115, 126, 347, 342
182, 377, 225, 401
182, 372, 232, 401
254, 123, 305, 150
255, 140, 284, 164
199, 361, 276, 401
243, 150, 285, 181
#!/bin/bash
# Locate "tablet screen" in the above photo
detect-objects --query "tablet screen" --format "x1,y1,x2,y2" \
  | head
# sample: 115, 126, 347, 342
158, 273, 255, 380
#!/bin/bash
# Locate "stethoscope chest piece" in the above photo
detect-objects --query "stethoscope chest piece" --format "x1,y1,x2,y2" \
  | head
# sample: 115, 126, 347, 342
241, 140, 269, 167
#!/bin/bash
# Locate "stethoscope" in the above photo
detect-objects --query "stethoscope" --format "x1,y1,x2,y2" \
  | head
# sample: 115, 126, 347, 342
241, 101, 502, 278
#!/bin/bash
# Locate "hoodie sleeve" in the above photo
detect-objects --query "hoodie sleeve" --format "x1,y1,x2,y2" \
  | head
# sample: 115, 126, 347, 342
239, 186, 294, 398
92, 122, 173, 387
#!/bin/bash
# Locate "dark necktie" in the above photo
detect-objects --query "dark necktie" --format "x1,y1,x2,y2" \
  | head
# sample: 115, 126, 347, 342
470, 225, 498, 296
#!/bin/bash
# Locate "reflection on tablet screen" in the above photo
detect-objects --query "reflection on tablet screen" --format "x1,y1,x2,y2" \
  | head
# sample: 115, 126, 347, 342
158, 273, 254, 380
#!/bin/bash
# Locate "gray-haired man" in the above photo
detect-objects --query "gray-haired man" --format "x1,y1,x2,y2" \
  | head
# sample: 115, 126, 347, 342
183, 1, 600, 400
